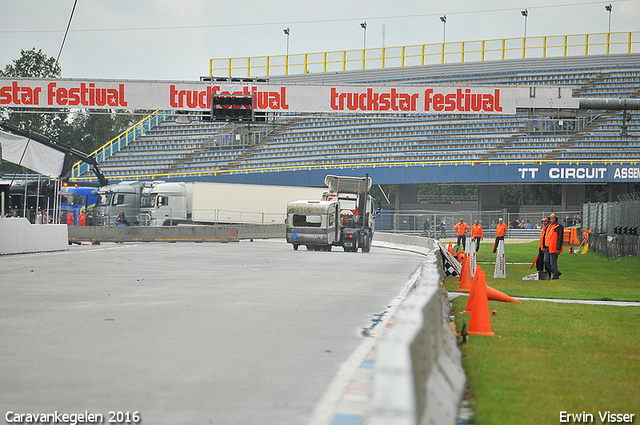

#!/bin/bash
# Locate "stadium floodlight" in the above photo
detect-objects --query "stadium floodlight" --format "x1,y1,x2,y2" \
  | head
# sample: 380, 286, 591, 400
605, 4, 612, 33
360, 22, 367, 50
283, 28, 290, 56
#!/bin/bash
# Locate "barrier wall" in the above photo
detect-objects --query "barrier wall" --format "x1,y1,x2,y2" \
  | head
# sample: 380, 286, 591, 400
67, 223, 285, 243
367, 233, 466, 425
0, 218, 69, 255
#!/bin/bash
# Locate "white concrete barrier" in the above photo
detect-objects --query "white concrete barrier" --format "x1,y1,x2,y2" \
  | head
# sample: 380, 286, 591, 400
367, 233, 466, 425
0, 218, 68, 255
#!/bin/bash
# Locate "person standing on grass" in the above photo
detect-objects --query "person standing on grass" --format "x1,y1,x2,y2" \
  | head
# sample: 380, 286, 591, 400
471, 219, 483, 252
493, 217, 508, 253
454, 219, 470, 251
536, 217, 550, 273
544, 213, 564, 279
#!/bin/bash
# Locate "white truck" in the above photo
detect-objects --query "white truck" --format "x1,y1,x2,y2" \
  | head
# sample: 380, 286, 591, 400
138, 181, 326, 226
286, 174, 379, 252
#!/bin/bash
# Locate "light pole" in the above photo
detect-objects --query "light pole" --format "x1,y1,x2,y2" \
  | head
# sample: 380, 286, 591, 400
521, 9, 528, 58
521, 9, 528, 38
283, 28, 290, 56
360, 22, 367, 50
605, 4, 612, 54
440, 15, 447, 45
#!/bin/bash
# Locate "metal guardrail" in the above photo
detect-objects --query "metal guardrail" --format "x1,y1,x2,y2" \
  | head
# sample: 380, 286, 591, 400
210, 31, 639, 78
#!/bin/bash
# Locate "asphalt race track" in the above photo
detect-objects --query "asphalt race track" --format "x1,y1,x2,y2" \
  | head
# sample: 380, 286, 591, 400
0, 240, 424, 425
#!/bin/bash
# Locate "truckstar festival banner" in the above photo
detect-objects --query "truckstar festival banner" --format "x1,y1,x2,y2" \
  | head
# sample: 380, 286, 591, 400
0, 78, 517, 115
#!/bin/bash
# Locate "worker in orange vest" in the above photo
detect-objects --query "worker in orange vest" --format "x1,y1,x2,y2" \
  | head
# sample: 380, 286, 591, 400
78, 211, 87, 226
493, 217, 508, 253
544, 213, 564, 279
454, 219, 470, 251
66, 211, 74, 226
535, 217, 550, 273
471, 219, 483, 252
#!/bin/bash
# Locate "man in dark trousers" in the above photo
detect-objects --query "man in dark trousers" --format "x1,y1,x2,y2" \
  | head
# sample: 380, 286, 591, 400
493, 218, 507, 253
536, 217, 550, 274
544, 213, 564, 279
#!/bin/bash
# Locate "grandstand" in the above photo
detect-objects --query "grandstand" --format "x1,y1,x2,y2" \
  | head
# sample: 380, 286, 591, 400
73, 48, 640, 214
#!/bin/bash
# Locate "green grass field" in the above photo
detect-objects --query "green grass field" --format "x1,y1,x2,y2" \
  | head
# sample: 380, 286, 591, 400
443, 241, 640, 424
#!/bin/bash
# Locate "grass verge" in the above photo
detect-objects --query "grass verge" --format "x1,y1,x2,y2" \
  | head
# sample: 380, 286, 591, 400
444, 243, 640, 424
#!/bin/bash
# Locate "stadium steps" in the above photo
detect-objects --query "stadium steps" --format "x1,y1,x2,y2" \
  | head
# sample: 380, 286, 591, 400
217, 116, 307, 171
163, 147, 209, 174
539, 112, 617, 161
477, 132, 527, 161
573, 72, 608, 97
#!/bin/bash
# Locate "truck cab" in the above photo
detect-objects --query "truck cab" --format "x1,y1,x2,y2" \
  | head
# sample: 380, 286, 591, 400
139, 181, 187, 226
59, 185, 99, 225
92, 181, 142, 226
322, 175, 379, 252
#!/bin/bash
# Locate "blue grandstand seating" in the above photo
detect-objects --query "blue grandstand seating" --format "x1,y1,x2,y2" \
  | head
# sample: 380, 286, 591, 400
85, 56, 640, 179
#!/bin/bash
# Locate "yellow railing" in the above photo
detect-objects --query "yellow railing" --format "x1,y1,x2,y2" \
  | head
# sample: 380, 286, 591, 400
71, 157, 639, 184
209, 31, 639, 78
71, 110, 171, 180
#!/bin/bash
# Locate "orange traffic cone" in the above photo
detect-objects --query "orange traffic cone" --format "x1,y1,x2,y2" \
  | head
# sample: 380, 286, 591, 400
486, 286, 522, 303
458, 255, 473, 291
448, 241, 454, 257
462, 265, 481, 313
467, 270, 495, 336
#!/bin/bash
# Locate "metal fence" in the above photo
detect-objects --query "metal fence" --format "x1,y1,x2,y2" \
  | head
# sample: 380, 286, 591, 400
583, 193, 640, 236
377, 208, 581, 237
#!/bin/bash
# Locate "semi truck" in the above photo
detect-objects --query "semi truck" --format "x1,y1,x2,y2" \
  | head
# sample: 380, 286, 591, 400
136, 181, 326, 226
286, 174, 379, 252
59, 185, 100, 225
92, 181, 142, 226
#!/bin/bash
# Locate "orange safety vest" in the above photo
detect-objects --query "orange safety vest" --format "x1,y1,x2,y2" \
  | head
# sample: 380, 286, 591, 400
471, 224, 483, 238
78, 213, 86, 226
66, 212, 74, 226
496, 222, 507, 237
538, 224, 548, 249
544, 222, 564, 254
454, 222, 470, 236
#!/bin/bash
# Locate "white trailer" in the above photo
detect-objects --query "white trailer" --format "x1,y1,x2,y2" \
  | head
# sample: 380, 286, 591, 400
139, 181, 326, 226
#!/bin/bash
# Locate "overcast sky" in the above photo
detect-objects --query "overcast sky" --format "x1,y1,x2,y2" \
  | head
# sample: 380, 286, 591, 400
1, 0, 638, 82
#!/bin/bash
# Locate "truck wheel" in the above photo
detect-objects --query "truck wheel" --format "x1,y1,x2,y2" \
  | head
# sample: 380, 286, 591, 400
326, 245, 332, 252
293, 244, 299, 251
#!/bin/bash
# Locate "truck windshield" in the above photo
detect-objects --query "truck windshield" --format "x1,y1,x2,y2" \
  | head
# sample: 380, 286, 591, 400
96, 193, 112, 207
60, 193, 75, 207
141, 195, 156, 208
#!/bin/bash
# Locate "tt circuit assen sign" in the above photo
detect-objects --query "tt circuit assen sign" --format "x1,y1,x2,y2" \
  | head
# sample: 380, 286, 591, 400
516, 165, 640, 183
0, 78, 517, 115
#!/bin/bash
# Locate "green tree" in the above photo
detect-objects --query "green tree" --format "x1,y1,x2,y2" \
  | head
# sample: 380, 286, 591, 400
1, 48, 64, 174
0, 48, 61, 78
1, 48, 141, 176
